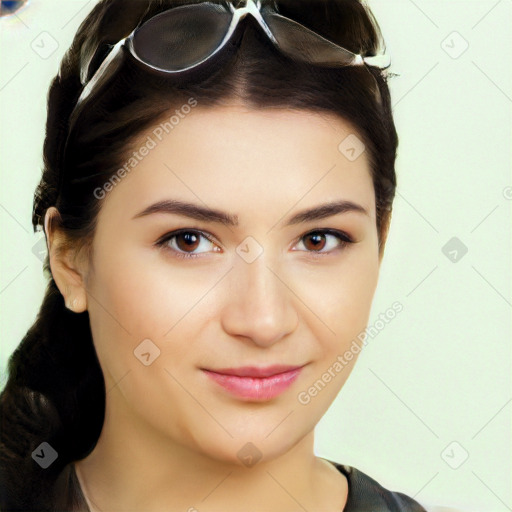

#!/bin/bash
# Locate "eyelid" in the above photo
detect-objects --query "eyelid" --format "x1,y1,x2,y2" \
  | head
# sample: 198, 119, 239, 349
300, 228, 353, 244
155, 228, 219, 246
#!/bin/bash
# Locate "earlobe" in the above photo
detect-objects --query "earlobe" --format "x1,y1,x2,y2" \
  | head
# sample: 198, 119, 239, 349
45, 207, 88, 313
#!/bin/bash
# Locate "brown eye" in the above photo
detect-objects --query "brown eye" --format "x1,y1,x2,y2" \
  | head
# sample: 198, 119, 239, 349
175, 232, 200, 252
295, 229, 353, 256
303, 232, 327, 251
156, 229, 219, 259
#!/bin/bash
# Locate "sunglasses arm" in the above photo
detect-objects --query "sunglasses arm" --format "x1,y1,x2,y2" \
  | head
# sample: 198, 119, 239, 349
77, 38, 128, 108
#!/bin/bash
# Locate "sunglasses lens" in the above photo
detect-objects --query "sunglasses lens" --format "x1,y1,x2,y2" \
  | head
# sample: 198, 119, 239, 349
263, 13, 357, 67
133, 4, 232, 71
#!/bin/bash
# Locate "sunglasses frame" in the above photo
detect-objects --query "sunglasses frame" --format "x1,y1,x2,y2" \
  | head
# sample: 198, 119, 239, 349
76, 0, 390, 110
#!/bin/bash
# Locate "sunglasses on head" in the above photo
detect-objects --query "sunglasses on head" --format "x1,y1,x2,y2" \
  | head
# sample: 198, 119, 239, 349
69, 0, 390, 126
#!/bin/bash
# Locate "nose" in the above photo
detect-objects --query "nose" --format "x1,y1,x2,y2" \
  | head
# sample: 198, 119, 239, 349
220, 254, 299, 348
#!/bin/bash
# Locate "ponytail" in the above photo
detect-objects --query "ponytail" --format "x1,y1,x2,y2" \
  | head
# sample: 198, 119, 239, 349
0, 277, 104, 510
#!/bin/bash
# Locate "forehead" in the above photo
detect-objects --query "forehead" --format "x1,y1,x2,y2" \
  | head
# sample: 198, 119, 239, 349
96, 103, 376, 223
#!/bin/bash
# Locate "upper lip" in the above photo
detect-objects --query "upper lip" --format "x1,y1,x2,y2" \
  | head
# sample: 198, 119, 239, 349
202, 365, 304, 378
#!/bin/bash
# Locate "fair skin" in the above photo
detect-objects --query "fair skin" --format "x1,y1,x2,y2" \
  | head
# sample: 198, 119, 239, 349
46, 102, 387, 512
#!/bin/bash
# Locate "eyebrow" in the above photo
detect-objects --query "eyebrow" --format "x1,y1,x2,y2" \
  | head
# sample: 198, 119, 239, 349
132, 198, 368, 227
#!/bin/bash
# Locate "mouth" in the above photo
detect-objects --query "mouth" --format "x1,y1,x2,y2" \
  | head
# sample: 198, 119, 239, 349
201, 365, 304, 401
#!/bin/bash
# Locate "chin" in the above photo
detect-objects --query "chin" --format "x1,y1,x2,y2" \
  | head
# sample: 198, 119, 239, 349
180, 413, 316, 468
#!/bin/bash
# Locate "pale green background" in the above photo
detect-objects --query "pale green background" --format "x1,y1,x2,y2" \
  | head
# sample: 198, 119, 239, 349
0, 1, 510, 510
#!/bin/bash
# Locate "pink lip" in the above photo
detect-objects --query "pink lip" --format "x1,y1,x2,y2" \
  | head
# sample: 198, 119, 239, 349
202, 365, 303, 401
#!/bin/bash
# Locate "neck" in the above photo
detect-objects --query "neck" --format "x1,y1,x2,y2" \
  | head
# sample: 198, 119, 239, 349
74, 393, 347, 511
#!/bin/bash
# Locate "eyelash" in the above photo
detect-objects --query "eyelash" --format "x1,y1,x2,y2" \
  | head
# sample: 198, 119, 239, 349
155, 228, 354, 260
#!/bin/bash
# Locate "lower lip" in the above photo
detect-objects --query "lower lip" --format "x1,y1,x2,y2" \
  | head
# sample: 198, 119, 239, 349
202, 368, 302, 401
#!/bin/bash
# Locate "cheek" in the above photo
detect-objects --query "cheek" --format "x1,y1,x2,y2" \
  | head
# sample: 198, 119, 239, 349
291, 245, 380, 350
292, 252, 378, 413
85, 242, 216, 438
90, 238, 206, 333
86, 240, 223, 375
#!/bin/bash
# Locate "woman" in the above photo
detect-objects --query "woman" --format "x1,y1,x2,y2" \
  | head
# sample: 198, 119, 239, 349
0, 0, 427, 510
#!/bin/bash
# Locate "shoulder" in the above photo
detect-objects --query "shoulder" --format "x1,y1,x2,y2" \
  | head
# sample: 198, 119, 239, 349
331, 462, 427, 512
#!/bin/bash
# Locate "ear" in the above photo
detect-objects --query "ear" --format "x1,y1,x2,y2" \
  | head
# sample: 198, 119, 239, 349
378, 208, 392, 263
44, 206, 89, 313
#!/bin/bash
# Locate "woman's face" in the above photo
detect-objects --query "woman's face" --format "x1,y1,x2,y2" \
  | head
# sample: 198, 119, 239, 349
81, 102, 381, 464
